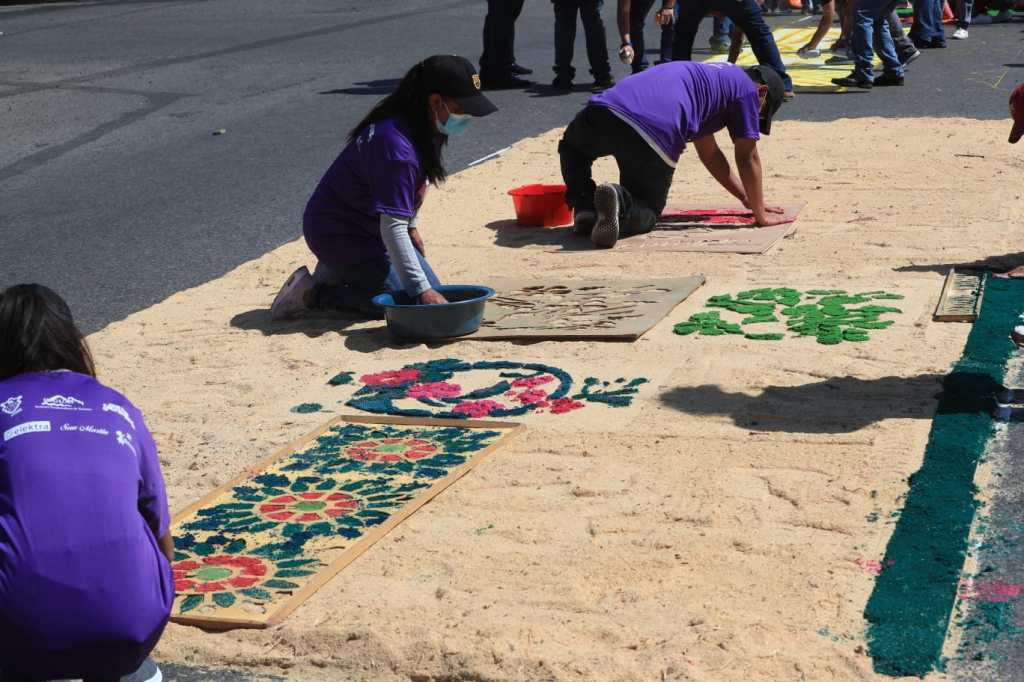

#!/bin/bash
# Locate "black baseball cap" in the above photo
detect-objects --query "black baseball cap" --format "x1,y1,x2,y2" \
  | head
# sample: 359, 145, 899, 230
744, 65, 785, 135
419, 55, 498, 118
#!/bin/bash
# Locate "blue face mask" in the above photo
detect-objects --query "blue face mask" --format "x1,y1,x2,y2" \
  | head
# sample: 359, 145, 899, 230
436, 102, 472, 136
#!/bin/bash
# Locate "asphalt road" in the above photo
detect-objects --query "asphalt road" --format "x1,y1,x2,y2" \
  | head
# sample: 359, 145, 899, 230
2, 2, 1024, 679
1, 0, 1021, 335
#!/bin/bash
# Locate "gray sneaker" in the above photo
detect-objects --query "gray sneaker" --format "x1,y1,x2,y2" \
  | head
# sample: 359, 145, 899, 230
572, 209, 597, 236
121, 657, 162, 682
591, 184, 621, 248
271, 265, 314, 320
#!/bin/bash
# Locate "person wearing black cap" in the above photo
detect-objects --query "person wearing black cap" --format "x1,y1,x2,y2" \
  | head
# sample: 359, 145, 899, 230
271, 56, 498, 320
558, 61, 788, 249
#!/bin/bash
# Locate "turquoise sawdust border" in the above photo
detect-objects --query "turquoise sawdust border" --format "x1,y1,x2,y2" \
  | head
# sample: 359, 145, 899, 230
866, 276, 1024, 676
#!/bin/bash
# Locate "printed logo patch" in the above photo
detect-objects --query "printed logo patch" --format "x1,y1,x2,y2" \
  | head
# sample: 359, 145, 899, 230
4, 421, 51, 442
472, 74, 481, 90
102, 403, 136, 429
1, 396, 22, 417
37, 395, 90, 411
60, 423, 110, 436
116, 429, 137, 456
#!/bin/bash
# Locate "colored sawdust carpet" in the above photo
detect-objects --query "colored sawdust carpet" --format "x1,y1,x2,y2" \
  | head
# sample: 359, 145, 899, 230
705, 27, 879, 92
614, 206, 801, 254
169, 416, 520, 629
674, 288, 904, 344
864, 276, 1024, 676
345, 359, 648, 419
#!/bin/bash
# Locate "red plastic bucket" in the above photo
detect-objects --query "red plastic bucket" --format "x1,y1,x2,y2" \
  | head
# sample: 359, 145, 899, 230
508, 184, 574, 227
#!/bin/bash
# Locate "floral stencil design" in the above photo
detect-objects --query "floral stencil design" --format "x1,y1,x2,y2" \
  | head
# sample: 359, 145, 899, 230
347, 359, 647, 419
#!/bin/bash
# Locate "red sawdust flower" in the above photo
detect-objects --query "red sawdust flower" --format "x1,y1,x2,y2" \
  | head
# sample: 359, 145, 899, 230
360, 368, 420, 387
173, 555, 268, 593
344, 437, 439, 463
257, 491, 360, 523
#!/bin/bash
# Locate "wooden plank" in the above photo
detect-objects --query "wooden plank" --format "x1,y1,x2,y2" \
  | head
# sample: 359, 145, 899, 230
451, 277, 704, 341
934, 269, 985, 322
169, 415, 522, 629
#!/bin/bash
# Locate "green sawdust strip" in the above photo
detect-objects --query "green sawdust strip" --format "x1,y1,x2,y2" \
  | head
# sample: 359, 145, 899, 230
865, 276, 1024, 676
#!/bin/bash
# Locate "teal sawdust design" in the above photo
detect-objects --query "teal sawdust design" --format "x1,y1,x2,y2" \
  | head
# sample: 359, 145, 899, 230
672, 288, 904, 345
864, 276, 1024, 676
345, 358, 648, 419
170, 422, 505, 623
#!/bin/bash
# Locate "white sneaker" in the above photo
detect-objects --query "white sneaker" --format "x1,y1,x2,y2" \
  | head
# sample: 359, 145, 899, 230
798, 47, 821, 58
271, 266, 313, 320
952, 27, 968, 38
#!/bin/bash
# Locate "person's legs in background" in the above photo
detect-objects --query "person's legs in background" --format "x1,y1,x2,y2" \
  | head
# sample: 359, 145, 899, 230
480, 0, 530, 87
725, 0, 795, 94
910, 0, 945, 46
580, 0, 614, 86
630, 0, 659, 71
710, 15, 734, 52
552, 0, 580, 87
872, 14, 906, 80
671, 0, 709, 60
953, 0, 973, 36
877, 0, 920, 61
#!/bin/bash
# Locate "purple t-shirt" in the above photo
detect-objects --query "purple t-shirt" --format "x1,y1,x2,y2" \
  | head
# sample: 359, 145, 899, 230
0, 371, 173, 679
303, 115, 426, 269
590, 61, 761, 167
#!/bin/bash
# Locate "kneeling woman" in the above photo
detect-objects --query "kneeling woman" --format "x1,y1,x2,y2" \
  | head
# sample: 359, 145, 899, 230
0, 285, 173, 682
272, 55, 498, 319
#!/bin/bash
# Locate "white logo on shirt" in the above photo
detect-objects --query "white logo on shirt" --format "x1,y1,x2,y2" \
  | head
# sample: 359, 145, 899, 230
116, 429, 137, 456
37, 395, 90, 411
4, 421, 50, 442
0, 396, 22, 417
102, 403, 136, 429
60, 423, 110, 436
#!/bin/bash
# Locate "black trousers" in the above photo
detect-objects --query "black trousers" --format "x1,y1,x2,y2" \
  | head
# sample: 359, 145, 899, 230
553, 0, 611, 79
628, 0, 659, 73
558, 104, 674, 235
480, 0, 526, 80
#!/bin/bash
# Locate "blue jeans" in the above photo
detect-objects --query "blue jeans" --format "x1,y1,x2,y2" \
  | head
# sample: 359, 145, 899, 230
311, 254, 442, 317
553, 0, 612, 79
910, 0, 944, 41
672, 0, 794, 92
852, 0, 904, 80
713, 15, 734, 44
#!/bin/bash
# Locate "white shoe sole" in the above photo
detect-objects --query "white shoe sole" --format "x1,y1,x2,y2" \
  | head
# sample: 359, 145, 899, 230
591, 185, 620, 248
271, 266, 312, 320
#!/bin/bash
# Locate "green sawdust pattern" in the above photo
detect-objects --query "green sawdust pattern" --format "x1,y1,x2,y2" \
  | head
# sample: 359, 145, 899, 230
672, 288, 904, 345
864, 276, 1024, 676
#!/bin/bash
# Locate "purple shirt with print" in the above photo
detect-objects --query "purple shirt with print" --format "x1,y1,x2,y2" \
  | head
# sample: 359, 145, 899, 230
303, 115, 426, 269
0, 371, 172, 680
590, 61, 761, 166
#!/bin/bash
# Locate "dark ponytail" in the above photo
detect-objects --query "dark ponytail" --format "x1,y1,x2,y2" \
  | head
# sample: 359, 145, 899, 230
348, 58, 448, 185
0, 284, 96, 381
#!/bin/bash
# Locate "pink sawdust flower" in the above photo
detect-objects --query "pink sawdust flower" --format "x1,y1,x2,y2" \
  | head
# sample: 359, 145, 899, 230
959, 578, 1024, 602
453, 400, 503, 418
406, 381, 463, 399
549, 397, 585, 414
511, 374, 555, 389
361, 368, 420, 387
514, 388, 550, 405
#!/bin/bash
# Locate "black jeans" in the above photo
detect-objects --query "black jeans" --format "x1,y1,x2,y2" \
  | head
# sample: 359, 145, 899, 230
553, 0, 611, 79
310, 259, 390, 319
559, 104, 674, 235
628, 0, 658, 73
481, 0, 526, 81
672, 0, 794, 92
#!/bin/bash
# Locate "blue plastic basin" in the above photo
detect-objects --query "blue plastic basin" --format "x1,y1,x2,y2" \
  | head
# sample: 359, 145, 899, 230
372, 285, 496, 340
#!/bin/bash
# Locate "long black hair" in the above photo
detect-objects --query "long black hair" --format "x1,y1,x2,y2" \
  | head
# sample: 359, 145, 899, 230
348, 57, 448, 185
0, 284, 96, 381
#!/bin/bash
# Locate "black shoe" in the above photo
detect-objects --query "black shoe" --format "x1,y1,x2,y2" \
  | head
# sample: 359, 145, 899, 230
573, 210, 597, 236
510, 63, 533, 76
592, 75, 615, 91
551, 76, 573, 91
873, 72, 904, 86
481, 75, 533, 90
901, 49, 922, 66
591, 184, 621, 248
930, 37, 947, 48
831, 74, 872, 89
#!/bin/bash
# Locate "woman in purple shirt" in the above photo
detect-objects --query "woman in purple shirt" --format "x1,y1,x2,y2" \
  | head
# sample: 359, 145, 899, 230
271, 55, 498, 320
0, 285, 172, 682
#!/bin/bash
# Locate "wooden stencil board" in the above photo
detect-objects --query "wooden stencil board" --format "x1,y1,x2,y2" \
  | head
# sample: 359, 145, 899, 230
614, 205, 803, 254
458, 276, 705, 341
934, 269, 986, 322
169, 415, 522, 630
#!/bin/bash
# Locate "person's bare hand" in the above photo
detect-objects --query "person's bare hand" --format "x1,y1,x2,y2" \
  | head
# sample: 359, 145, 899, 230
419, 289, 448, 305
409, 227, 426, 255
619, 44, 635, 65
655, 8, 674, 25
